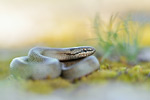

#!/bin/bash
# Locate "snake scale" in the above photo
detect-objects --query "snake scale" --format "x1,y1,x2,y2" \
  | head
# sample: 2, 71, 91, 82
10, 46, 100, 80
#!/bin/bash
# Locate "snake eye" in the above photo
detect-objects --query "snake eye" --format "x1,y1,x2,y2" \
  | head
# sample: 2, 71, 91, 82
83, 48, 87, 52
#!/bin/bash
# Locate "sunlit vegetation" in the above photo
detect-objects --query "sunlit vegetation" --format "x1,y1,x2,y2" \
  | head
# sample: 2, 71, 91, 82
93, 14, 144, 64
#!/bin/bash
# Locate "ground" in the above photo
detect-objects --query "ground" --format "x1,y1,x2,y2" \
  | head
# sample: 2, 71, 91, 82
1, 54, 150, 94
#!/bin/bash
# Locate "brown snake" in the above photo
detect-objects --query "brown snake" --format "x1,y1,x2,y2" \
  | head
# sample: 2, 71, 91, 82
10, 46, 100, 80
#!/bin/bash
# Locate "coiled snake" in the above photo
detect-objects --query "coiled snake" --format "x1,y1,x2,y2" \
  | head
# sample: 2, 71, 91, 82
10, 46, 100, 80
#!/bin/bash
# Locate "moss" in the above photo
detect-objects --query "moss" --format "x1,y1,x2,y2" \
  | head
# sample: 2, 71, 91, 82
25, 80, 53, 94
80, 70, 117, 84
23, 78, 71, 94
0, 60, 11, 79
79, 60, 150, 85
2, 57, 150, 94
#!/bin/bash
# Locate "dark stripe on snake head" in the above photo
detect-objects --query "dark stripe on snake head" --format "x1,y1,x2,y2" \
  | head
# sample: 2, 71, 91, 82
64, 46, 96, 57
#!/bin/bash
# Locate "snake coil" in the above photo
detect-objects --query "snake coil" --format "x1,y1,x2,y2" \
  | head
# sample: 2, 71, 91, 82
10, 46, 100, 80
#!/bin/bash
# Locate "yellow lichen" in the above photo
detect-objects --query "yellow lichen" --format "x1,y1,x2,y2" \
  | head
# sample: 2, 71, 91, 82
2, 58, 150, 94
24, 78, 71, 94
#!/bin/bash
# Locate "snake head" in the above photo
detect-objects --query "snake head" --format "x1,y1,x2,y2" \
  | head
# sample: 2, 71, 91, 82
67, 46, 96, 59
79, 46, 96, 55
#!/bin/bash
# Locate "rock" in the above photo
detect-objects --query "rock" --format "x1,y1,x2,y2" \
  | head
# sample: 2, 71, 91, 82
138, 47, 150, 62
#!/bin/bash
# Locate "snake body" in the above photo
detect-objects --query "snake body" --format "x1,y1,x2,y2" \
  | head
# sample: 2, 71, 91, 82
10, 46, 100, 80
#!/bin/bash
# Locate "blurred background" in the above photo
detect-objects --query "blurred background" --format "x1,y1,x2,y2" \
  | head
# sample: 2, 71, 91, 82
1, 0, 150, 100
1, 0, 150, 49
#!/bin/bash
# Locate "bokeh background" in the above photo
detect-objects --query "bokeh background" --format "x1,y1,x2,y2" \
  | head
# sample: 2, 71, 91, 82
1, 0, 150, 100
1, 0, 150, 48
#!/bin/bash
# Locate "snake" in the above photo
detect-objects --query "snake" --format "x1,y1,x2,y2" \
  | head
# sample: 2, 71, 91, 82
10, 46, 100, 80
